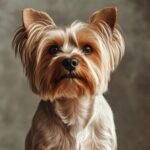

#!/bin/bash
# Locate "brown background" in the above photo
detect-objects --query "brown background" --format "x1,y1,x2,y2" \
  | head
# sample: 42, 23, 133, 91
0, 0, 150, 150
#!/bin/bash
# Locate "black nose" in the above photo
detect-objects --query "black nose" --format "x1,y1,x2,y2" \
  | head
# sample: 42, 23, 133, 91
62, 58, 79, 71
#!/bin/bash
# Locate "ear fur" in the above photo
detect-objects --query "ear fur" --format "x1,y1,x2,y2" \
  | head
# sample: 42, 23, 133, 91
12, 8, 56, 93
90, 7, 125, 72
89, 7, 117, 31
23, 8, 56, 30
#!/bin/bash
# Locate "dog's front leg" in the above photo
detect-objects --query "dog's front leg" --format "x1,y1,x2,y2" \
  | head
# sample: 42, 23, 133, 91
81, 96, 117, 150
25, 101, 77, 150
81, 122, 117, 150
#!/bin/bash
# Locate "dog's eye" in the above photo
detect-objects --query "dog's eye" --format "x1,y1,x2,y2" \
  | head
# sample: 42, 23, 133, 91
82, 45, 93, 54
48, 45, 60, 55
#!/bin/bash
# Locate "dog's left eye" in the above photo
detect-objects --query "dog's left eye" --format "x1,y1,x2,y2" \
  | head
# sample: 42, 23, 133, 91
82, 45, 93, 54
48, 45, 60, 55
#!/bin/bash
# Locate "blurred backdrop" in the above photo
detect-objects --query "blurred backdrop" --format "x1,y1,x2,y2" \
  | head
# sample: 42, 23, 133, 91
0, 0, 150, 150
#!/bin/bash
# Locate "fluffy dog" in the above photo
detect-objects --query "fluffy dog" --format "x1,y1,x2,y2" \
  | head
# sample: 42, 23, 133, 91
13, 7, 125, 150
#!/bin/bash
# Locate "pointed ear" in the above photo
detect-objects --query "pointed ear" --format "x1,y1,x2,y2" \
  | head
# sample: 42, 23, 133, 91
22, 8, 56, 30
89, 7, 117, 31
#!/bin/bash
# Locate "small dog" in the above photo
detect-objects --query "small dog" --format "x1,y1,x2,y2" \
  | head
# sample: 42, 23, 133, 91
13, 7, 125, 150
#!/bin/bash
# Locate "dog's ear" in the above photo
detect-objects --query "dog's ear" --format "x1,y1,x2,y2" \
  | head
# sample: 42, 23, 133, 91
90, 7, 125, 72
23, 8, 56, 30
89, 7, 117, 31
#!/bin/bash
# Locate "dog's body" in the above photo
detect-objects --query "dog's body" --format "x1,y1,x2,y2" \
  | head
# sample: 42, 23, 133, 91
13, 7, 124, 150
26, 95, 116, 150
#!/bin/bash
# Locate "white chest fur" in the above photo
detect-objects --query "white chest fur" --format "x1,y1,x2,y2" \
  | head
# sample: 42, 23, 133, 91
78, 95, 116, 150
55, 95, 117, 150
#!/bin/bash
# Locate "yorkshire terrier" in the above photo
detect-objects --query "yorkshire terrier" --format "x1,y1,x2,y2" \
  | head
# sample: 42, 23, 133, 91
13, 7, 125, 150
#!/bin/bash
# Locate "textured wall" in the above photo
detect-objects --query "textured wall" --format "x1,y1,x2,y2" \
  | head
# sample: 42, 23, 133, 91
0, 0, 150, 150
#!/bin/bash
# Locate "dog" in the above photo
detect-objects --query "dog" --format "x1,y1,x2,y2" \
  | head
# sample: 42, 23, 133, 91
13, 7, 125, 150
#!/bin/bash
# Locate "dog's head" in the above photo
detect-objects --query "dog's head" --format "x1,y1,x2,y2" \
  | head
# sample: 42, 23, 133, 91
13, 7, 125, 100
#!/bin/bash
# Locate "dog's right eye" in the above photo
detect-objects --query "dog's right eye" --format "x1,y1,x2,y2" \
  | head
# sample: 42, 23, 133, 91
48, 45, 60, 55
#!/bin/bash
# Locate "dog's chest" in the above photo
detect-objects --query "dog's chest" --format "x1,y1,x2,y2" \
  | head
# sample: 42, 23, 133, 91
76, 127, 90, 150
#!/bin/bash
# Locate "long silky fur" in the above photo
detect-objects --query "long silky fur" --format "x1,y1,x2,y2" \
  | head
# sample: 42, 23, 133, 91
12, 23, 54, 93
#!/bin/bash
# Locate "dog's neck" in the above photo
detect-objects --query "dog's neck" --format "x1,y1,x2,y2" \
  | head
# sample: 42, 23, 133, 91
52, 96, 95, 134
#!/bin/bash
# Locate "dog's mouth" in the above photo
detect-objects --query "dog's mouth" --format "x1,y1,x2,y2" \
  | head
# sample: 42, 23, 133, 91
55, 73, 83, 83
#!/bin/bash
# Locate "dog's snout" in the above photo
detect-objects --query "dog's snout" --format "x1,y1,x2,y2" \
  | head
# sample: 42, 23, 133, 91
62, 58, 79, 71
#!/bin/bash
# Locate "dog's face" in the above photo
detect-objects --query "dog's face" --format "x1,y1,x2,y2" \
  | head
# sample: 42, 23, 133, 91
13, 8, 124, 100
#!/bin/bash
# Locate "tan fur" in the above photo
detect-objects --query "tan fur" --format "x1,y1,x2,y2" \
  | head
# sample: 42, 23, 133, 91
13, 7, 125, 150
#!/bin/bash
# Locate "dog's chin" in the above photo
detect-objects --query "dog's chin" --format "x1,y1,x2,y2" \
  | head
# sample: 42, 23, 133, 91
44, 73, 95, 100
38, 72, 96, 101
52, 75, 85, 98
55, 73, 83, 84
